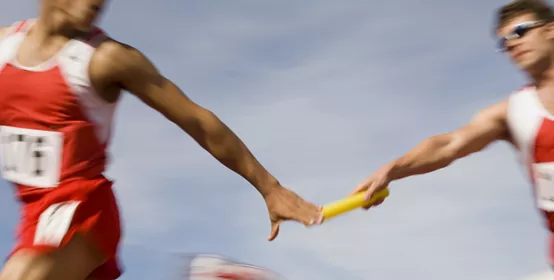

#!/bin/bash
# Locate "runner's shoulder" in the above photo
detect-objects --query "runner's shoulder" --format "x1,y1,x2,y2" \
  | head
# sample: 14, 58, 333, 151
92, 38, 152, 75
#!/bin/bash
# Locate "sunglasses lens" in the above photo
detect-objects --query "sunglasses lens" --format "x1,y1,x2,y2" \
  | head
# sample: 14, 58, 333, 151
514, 25, 531, 37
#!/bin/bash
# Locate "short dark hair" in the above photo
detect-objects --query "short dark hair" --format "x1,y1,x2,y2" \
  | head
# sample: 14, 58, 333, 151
495, 0, 554, 30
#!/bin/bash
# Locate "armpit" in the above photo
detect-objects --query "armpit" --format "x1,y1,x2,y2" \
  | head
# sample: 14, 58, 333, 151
500, 130, 517, 148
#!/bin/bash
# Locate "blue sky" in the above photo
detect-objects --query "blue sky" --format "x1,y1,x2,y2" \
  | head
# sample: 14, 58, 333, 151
1, 0, 554, 279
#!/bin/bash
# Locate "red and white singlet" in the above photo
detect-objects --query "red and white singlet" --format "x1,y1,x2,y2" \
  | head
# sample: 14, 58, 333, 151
0, 19, 123, 278
507, 85, 554, 265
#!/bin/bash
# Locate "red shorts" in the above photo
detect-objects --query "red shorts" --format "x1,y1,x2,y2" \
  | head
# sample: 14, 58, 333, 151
10, 178, 123, 279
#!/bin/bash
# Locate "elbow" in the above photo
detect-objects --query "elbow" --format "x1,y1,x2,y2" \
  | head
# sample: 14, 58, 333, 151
443, 142, 471, 167
178, 108, 217, 134
175, 109, 217, 147
196, 109, 220, 130
439, 151, 458, 168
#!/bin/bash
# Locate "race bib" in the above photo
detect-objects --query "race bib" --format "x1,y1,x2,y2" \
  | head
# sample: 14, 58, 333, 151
0, 126, 63, 188
533, 162, 554, 211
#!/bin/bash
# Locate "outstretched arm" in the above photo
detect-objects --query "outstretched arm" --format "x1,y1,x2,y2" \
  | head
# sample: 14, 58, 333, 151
94, 41, 278, 195
352, 100, 509, 200
89, 40, 323, 240
387, 100, 509, 180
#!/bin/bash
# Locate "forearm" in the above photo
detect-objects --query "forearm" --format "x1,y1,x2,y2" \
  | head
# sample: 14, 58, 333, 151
386, 134, 458, 180
188, 111, 280, 195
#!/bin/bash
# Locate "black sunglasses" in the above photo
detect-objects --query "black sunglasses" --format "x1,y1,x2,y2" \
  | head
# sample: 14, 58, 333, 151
497, 20, 545, 52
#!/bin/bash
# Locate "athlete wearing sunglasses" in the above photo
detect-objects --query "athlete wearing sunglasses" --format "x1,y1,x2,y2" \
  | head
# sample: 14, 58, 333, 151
350, 0, 554, 270
497, 20, 546, 52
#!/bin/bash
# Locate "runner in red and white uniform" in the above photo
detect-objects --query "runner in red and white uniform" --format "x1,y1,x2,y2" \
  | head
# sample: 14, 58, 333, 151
350, 0, 554, 269
0, 1, 323, 279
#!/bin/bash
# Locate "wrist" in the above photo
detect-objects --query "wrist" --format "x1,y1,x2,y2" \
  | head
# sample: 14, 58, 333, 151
253, 174, 282, 197
383, 161, 400, 181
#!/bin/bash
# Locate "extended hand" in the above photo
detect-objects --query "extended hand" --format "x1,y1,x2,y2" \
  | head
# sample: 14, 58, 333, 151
350, 166, 391, 209
263, 186, 323, 241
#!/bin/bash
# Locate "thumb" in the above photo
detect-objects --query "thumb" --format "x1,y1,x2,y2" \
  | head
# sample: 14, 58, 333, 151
268, 220, 281, 241
349, 183, 366, 196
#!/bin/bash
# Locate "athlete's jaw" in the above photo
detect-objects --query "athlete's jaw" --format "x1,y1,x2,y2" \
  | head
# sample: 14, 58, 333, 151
45, 0, 107, 33
66, 1, 105, 32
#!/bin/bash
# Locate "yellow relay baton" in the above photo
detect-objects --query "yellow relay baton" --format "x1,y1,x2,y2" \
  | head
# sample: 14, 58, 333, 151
322, 188, 390, 221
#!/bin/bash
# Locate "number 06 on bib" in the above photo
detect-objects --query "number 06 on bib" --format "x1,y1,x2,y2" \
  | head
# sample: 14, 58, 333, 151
0, 126, 64, 188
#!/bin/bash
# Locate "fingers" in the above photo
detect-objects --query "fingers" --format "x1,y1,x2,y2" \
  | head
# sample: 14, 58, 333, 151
289, 193, 323, 226
360, 180, 386, 210
299, 203, 323, 226
373, 198, 385, 206
293, 202, 323, 228
316, 207, 324, 224
265, 188, 327, 241
268, 201, 321, 241
363, 180, 376, 200
349, 180, 370, 196
362, 197, 385, 210
312, 204, 324, 225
